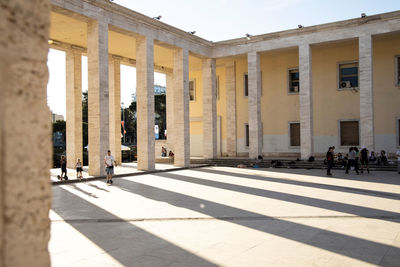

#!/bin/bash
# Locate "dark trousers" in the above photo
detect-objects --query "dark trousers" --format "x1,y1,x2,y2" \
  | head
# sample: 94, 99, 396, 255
327, 160, 333, 174
346, 159, 359, 174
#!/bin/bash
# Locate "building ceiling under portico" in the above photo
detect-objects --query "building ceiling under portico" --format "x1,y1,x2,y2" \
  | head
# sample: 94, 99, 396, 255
50, 11, 206, 72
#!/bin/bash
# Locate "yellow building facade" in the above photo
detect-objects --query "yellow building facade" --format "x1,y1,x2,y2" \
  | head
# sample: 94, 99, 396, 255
188, 35, 400, 157
47, 1, 400, 175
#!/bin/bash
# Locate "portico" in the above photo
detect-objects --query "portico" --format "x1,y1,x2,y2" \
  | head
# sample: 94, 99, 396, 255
49, 1, 400, 176
2, 0, 400, 265
50, 2, 216, 175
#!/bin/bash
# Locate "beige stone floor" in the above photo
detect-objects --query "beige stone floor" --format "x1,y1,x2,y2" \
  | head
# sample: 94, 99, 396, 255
50, 167, 400, 266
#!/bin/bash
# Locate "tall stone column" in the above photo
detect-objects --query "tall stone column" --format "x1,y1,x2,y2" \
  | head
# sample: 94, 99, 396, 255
136, 36, 155, 171
202, 58, 217, 159
87, 19, 109, 176
172, 48, 190, 167
299, 43, 314, 159
359, 35, 374, 150
226, 60, 237, 157
66, 50, 83, 169
166, 73, 175, 152
109, 58, 121, 164
0, 0, 51, 266
248, 52, 262, 158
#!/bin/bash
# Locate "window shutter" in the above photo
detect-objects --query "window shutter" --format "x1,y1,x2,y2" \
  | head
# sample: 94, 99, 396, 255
398, 119, 400, 146
340, 121, 359, 146
290, 123, 300, 146
245, 124, 249, 147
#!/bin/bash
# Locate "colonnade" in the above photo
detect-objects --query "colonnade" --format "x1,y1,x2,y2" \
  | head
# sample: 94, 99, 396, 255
64, 18, 219, 175
246, 36, 374, 159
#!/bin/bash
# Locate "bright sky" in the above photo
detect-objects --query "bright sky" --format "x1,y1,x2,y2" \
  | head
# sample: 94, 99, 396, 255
47, 0, 400, 117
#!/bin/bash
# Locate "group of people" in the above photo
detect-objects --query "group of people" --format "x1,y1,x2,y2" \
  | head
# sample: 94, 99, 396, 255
58, 156, 84, 181
326, 146, 400, 175
58, 150, 117, 185
161, 146, 174, 159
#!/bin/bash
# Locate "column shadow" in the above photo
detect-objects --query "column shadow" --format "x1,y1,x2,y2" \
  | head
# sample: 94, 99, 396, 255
153, 172, 400, 223
51, 186, 217, 267
69, 184, 99, 198
248, 167, 400, 186
194, 168, 400, 200
116, 177, 400, 266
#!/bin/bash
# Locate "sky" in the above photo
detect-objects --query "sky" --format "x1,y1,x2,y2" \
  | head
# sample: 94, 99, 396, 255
47, 0, 400, 117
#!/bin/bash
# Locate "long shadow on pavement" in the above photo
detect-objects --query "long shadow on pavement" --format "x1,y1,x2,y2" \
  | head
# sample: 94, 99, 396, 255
194, 168, 400, 201
249, 167, 400, 186
51, 186, 217, 267
117, 177, 400, 266
154, 172, 400, 223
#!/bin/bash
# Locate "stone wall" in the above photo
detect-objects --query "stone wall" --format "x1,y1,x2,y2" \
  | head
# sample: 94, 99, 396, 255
0, 1, 51, 266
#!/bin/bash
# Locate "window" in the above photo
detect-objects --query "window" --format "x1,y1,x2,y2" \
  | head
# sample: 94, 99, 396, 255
216, 75, 220, 100
245, 124, 249, 147
340, 121, 359, 146
396, 56, 400, 86
288, 68, 299, 93
339, 62, 358, 89
189, 79, 195, 101
289, 123, 300, 146
397, 118, 400, 146
244, 73, 248, 96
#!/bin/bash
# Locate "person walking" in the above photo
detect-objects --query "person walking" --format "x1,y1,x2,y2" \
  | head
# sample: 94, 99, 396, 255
104, 150, 116, 185
58, 155, 68, 180
326, 147, 334, 176
76, 158, 83, 180
396, 149, 400, 174
354, 147, 360, 174
360, 146, 370, 174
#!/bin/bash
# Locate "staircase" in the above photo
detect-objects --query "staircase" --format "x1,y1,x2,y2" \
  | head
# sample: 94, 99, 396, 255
190, 157, 398, 171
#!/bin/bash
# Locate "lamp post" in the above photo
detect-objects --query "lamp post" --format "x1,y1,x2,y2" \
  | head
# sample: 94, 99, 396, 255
122, 102, 126, 144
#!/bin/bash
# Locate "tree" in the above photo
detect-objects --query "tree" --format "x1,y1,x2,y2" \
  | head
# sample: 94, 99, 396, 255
154, 94, 166, 139
126, 93, 166, 144
52, 120, 66, 134
82, 91, 88, 147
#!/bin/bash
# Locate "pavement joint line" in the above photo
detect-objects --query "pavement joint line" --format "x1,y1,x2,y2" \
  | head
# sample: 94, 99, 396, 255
50, 215, 400, 223
51, 164, 212, 186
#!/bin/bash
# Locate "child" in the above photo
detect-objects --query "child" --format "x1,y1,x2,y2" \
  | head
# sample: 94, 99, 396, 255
76, 158, 83, 180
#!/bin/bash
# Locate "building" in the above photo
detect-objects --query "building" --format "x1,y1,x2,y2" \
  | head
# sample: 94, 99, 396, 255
1, 1, 400, 265
47, 1, 400, 175
52, 113, 65, 122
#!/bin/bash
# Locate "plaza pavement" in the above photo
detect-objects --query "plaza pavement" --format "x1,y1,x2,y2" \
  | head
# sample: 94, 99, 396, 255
50, 167, 400, 266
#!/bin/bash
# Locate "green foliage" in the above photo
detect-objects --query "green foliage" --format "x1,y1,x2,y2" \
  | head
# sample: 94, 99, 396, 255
126, 93, 166, 143
53, 120, 66, 133
82, 91, 88, 147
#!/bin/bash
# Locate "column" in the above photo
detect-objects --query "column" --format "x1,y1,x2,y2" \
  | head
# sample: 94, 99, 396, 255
225, 60, 237, 157
248, 52, 262, 158
166, 73, 175, 152
359, 35, 375, 150
0, 0, 51, 265
172, 48, 190, 167
136, 36, 155, 171
66, 50, 83, 169
202, 58, 217, 159
299, 43, 314, 159
87, 19, 109, 176
109, 58, 121, 164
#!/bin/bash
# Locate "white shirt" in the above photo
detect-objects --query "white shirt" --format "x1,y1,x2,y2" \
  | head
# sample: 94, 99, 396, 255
396, 150, 400, 161
104, 155, 115, 167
